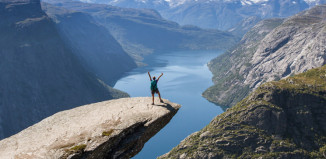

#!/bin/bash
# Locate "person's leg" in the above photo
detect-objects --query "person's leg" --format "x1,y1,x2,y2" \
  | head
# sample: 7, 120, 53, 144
151, 92, 155, 105
157, 91, 163, 103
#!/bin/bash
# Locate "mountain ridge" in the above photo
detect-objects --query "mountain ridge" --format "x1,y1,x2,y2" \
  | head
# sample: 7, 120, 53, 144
76, 0, 326, 30
44, 0, 238, 65
160, 65, 326, 159
203, 4, 326, 108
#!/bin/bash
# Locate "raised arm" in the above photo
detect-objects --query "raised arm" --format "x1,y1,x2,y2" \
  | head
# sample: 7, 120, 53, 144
157, 73, 163, 81
148, 72, 152, 81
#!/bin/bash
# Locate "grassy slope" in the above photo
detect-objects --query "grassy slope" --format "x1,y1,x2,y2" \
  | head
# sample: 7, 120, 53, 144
161, 65, 326, 158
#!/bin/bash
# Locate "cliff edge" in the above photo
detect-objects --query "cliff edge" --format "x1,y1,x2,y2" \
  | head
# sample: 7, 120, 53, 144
0, 97, 181, 159
161, 65, 326, 158
0, 0, 129, 139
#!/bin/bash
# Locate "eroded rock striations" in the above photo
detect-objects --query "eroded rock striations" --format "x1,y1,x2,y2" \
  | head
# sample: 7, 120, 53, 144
160, 65, 326, 159
204, 5, 326, 108
0, 97, 181, 159
203, 18, 285, 109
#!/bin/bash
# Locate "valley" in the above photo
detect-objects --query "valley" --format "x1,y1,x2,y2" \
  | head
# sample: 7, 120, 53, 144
114, 50, 225, 158
0, 0, 325, 158
43, 0, 238, 65
0, 0, 235, 140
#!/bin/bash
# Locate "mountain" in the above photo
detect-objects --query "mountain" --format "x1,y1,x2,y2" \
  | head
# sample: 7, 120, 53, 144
160, 65, 326, 158
203, 5, 326, 108
0, 0, 128, 139
76, 0, 326, 30
203, 18, 284, 108
42, 3, 137, 86
228, 16, 262, 37
43, 0, 238, 64
0, 97, 181, 159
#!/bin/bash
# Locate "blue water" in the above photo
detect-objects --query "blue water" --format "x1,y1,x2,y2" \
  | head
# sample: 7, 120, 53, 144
114, 50, 224, 159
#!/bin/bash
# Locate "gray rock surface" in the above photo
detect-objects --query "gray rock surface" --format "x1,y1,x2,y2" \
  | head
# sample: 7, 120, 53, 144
204, 5, 326, 108
203, 18, 285, 108
0, 97, 181, 159
246, 5, 326, 89
160, 65, 326, 159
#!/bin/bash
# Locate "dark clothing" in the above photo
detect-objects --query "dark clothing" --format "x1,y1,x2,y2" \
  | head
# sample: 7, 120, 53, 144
151, 89, 159, 94
150, 80, 158, 90
150, 79, 159, 94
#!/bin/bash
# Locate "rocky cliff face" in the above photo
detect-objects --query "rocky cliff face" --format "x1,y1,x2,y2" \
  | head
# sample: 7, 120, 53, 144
228, 16, 262, 38
203, 18, 284, 108
160, 65, 326, 159
0, 97, 181, 159
204, 5, 326, 108
43, 0, 238, 64
0, 0, 127, 139
42, 3, 137, 86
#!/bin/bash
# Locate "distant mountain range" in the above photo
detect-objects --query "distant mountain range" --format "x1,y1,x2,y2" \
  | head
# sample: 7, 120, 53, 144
76, 0, 326, 30
78, 0, 323, 8
44, 0, 238, 65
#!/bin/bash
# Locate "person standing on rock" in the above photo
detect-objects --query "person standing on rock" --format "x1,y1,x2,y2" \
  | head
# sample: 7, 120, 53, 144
148, 72, 164, 105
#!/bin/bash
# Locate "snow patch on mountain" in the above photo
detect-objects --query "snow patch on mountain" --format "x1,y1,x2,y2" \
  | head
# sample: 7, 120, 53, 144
304, 0, 322, 5
77, 0, 321, 7
164, 0, 191, 7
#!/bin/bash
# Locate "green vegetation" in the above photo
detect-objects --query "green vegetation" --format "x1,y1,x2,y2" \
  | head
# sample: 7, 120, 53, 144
160, 65, 326, 159
320, 145, 326, 157
70, 144, 87, 152
61, 144, 87, 159
102, 129, 114, 137
265, 65, 326, 99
